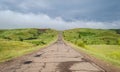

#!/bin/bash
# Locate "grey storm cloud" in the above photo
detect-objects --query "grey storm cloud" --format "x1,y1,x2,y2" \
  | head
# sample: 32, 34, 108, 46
0, 0, 120, 30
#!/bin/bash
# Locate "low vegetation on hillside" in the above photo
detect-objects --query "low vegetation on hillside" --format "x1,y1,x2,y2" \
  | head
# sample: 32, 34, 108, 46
64, 28, 120, 46
0, 28, 58, 62
63, 28, 120, 66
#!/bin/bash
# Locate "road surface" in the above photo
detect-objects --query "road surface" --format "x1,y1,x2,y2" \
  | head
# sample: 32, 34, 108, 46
0, 33, 105, 72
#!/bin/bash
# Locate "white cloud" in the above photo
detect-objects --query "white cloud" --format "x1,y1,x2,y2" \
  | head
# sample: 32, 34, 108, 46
18, 0, 51, 10
0, 10, 120, 30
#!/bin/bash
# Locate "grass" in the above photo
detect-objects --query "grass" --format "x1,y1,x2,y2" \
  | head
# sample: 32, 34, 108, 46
0, 28, 58, 62
85, 45, 120, 66
63, 28, 120, 46
63, 28, 120, 67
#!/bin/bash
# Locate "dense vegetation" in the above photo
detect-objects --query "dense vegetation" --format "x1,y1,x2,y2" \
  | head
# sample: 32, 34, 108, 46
0, 28, 58, 62
64, 28, 120, 47
63, 28, 120, 66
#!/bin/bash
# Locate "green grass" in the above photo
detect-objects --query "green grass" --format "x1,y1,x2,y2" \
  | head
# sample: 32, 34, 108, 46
0, 28, 58, 62
63, 28, 120, 67
63, 28, 120, 46
85, 45, 120, 66
0, 39, 34, 62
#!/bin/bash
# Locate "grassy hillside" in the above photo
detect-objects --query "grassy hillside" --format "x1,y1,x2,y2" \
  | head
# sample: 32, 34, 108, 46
0, 28, 58, 62
63, 28, 120, 66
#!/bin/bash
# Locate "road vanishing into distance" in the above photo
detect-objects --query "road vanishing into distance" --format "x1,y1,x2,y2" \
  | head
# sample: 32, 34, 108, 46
0, 33, 105, 72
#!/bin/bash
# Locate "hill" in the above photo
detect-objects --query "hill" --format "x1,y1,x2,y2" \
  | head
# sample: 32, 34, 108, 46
0, 28, 58, 62
63, 28, 120, 66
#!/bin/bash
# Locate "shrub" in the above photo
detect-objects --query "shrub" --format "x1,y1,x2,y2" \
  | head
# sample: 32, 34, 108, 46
76, 39, 85, 47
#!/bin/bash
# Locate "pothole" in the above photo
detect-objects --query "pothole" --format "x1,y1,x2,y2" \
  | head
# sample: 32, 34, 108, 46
34, 54, 42, 57
58, 61, 80, 72
81, 58, 91, 62
23, 61, 32, 64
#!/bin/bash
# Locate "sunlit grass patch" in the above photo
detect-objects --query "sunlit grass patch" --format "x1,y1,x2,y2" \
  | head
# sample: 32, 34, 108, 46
0, 39, 34, 62
85, 45, 120, 66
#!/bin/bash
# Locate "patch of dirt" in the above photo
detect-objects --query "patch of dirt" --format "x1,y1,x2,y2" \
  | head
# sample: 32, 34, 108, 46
57, 61, 80, 72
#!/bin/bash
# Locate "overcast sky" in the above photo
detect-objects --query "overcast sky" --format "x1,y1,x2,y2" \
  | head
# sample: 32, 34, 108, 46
0, 0, 120, 30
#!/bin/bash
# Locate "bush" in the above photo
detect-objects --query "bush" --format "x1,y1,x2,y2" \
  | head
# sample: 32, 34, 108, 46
25, 40, 46, 45
76, 39, 85, 47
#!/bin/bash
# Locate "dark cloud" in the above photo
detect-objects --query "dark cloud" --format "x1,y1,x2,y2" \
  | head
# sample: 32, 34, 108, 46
0, 0, 120, 21
0, 10, 120, 30
0, 0, 120, 29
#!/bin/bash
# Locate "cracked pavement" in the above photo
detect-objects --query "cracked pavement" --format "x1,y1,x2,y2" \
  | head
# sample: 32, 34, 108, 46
0, 34, 105, 72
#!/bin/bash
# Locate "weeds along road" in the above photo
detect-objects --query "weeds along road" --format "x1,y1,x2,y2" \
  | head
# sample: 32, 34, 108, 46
0, 33, 105, 72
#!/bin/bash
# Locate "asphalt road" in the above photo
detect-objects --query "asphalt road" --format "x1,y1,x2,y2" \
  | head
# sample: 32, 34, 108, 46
0, 33, 105, 72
